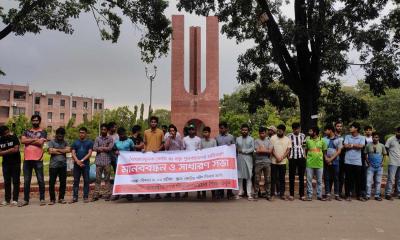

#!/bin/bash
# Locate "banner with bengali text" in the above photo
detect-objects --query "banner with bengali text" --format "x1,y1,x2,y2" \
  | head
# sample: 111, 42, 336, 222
112, 145, 239, 195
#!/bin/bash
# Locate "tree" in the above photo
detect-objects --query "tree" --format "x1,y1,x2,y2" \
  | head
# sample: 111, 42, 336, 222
103, 106, 136, 131
177, 0, 400, 131
6, 114, 30, 137
139, 103, 144, 122
0, 0, 171, 66
152, 109, 170, 127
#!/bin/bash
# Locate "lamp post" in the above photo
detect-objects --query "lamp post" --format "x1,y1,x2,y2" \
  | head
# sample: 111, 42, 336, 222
145, 65, 157, 122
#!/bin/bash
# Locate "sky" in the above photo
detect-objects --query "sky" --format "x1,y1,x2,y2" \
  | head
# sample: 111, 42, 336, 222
0, 0, 365, 110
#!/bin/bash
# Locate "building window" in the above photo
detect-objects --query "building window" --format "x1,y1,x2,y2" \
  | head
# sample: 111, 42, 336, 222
48, 98, 53, 106
47, 112, 53, 122
99, 103, 103, 110
83, 101, 88, 110
94, 103, 98, 110
60, 99, 65, 107
35, 96, 40, 104
34, 111, 40, 116
12, 107, 25, 116
13, 91, 26, 100
72, 100, 77, 108
72, 113, 76, 119
0, 90, 10, 101
83, 113, 88, 122
60, 113, 65, 120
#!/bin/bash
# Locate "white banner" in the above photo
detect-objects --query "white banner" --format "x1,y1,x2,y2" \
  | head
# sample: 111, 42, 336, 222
112, 145, 239, 195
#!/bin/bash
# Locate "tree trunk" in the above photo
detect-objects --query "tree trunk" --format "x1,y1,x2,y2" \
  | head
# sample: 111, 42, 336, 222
298, 75, 320, 133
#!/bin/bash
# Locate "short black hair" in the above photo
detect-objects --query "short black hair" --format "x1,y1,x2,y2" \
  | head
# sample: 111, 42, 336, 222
277, 124, 286, 131
0, 125, 9, 135
108, 122, 117, 129
100, 123, 108, 129
364, 125, 373, 131
162, 125, 168, 129
150, 116, 159, 123
31, 114, 41, 122
309, 126, 320, 135
168, 124, 177, 132
117, 127, 126, 135
241, 123, 250, 130
219, 122, 228, 128
259, 126, 267, 133
203, 126, 211, 132
291, 122, 301, 130
372, 132, 380, 137
55, 127, 66, 135
79, 127, 88, 133
324, 124, 335, 132
131, 125, 141, 133
334, 120, 343, 127
350, 122, 361, 132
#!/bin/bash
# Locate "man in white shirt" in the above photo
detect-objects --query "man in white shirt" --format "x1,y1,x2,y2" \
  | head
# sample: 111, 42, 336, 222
183, 125, 201, 151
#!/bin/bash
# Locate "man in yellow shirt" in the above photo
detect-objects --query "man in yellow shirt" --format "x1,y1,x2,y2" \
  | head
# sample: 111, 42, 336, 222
144, 116, 164, 152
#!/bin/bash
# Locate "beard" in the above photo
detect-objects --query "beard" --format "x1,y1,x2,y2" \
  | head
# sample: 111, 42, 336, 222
32, 123, 40, 128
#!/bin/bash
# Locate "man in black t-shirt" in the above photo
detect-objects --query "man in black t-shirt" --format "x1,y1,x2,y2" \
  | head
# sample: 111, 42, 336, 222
0, 125, 21, 206
130, 125, 144, 151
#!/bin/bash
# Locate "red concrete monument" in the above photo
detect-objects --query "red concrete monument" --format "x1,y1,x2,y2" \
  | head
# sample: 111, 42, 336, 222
171, 15, 220, 137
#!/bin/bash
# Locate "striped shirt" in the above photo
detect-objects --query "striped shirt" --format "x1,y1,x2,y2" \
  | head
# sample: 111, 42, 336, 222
287, 133, 306, 159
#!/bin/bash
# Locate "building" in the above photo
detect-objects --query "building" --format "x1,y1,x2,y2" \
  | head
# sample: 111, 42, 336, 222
0, 83, 104, 131
171, 15, 220, 137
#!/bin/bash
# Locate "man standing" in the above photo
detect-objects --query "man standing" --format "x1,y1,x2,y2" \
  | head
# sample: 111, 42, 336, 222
267, 126, 277, 139
235, 124, 255, 201
182, 124, 201, 199
270, 124, 291, 200
131, 125, 144, 151
365, 132, 387, 201
164, 124, 184, 199
254, 127, 272, 200
144, 116, 164, 199
287, 122, 306, 201
384, 127, 400, 200
0, 126, 21, 206
323, 125, 343, 201
215, 122, 235, 199
199, 126, 217, 200
335, 121, 346, 197
343, 122, 366, 201
48, 127, 70, 205
19, 114, 47, 207
70, 127, 93, 203
305, 126, 327, 201
92, 123, 114, 201
108, 122, 118, 176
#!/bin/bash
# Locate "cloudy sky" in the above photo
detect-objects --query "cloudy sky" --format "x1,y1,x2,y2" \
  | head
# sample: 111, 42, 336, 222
0, 0, 364, 110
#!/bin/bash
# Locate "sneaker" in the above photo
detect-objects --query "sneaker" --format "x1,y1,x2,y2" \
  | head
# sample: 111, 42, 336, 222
58, 199, 67, 204
69, 198, 78, 204
83, 198, 90, 203
48, 201, 55, 205
11, 201, 18, 207
335, 196, 342, 201
288, 196, 294, 201
234, 195, 243, 200
40, 200, 46, 206
248, 196, 256, 201
358, 197, 366, 202
18, 201, 29, 207
280, 196, 288, 201
1, 201, 9, 206
375, 196, 383, 201
317, 197, 327, 201
385, 195, 393, 201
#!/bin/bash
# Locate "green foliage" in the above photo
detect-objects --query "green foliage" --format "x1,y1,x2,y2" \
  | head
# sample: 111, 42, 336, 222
104, 106, 136, 132
152, 109, 171, 127
6, 114, 30, 137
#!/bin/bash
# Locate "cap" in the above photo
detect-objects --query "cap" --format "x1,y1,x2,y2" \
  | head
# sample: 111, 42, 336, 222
267, 125, 277, 132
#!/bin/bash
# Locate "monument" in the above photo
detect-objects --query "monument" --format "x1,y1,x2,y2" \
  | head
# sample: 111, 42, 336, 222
171, 15, 220, 137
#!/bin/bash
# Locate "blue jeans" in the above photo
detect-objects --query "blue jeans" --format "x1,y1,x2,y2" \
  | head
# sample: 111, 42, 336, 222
385, 165, 400, 196
366, 166, 383, 198
73, 162, 90, 199
23, 161, 45, 202
306, 168, 323, 198
324, 164, 340, 196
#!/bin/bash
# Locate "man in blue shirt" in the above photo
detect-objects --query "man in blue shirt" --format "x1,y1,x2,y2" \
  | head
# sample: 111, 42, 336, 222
70, 127, 93, 203
343, 122, 366, 201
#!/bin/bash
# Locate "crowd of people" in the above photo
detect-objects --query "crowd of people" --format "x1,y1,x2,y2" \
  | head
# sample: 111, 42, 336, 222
0, 114, 400, 207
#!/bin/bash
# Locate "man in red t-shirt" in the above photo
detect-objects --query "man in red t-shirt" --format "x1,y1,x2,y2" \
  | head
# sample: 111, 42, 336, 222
19, 114, 47, 207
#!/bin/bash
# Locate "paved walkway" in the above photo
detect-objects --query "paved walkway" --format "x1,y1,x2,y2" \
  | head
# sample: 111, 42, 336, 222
0, 197, 399, 240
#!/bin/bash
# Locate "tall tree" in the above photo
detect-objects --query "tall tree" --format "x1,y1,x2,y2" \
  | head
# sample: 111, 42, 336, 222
0, 0, 171, 64
177, 0, 400, 131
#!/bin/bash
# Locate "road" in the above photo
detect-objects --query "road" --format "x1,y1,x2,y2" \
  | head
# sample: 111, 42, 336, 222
0, 196, 399, 240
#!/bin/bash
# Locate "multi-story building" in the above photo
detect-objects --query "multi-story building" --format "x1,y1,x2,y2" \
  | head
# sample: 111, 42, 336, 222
0, 83, 104, 131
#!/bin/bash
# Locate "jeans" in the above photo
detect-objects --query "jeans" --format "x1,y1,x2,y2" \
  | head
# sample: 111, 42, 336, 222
2, 160, 21, 202
49, 167, 67, 201
324, 164, 340, 196
384, 165, 400, 196
254, 162, 271, 197
271, 164, 286, 197
339, 157, 346, 196
306, 168, 323, 198
366, 166, 383, 198
73, 162, 90, 199
93, 164, 111, 198
289, 158, 306, 197
345, 164, 363, 198
23, 160, 45, 202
